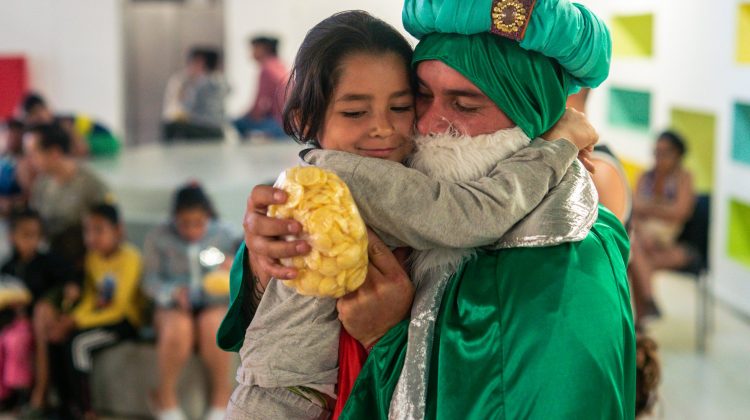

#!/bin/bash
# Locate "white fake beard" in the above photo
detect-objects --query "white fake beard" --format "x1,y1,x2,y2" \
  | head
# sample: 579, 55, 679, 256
406, 126, 531, 287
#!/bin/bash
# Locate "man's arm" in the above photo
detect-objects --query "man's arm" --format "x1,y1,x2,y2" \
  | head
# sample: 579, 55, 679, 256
304, 138, 578, 250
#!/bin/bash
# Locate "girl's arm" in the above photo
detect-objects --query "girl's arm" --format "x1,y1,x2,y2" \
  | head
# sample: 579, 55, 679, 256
303, 138, 579, 250
142, 230, 177, 307
636, 172, 696, 225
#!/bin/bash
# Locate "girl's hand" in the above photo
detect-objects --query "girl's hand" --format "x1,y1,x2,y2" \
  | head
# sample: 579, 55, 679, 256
243, 185, 311, 281
336, 230, 414, 348
48, 315, 76, 343
173, 287, 191, 312
62, 283, 81, 309
542, 108, 598, 173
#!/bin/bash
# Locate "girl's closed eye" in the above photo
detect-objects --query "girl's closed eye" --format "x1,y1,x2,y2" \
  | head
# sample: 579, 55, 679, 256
341, 110, 367, 118
391, 104, 413, 113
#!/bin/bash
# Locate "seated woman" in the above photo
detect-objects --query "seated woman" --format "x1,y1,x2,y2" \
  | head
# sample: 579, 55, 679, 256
629, 130, 696, 326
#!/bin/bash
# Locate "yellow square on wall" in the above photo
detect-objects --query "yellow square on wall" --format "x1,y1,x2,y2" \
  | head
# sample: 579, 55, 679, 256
611, 14, 654, 58
738, 4, 750, 64
670, 109, 716, 194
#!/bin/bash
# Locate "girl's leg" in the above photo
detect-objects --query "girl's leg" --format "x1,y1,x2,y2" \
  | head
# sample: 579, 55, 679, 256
197, 305, 232, 410
30, 301, 59, 409
154, 309, 195, 411
629, 236, 657, 322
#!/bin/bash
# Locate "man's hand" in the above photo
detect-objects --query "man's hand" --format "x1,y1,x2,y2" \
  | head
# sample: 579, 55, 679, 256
337, 230, 415, 348
243, 185, 311, 281
542, 108, 599, 173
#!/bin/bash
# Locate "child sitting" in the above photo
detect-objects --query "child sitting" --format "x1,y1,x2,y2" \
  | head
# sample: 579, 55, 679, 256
50, 203, 144, 419
0, 208, 78, 415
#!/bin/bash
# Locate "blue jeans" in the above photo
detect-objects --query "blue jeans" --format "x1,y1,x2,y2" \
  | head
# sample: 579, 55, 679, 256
233, 116, 286, 139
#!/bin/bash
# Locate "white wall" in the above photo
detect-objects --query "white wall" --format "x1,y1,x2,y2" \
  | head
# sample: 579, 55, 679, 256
226, 0, 750, 314
224, 0, 410, 117
0, 0, 124, 134
580, 0, 750, 314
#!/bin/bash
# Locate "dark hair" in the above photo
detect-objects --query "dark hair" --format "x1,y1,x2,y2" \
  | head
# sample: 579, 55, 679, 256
173, 182, 217, 218
250, 36, 279, 56
5, 118, 23, 131
282, 10, 415, 144
189, 47, 221, 72
9, 207, 42, 232
635, 335, 661, 417
21, 93, 46, 114
658, 130, 687, 157
26, 123, 71, 155
88, 203, 120, 226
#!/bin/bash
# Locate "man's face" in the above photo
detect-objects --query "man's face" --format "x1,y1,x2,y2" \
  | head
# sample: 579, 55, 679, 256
251, 44, 268, 63
25, 104, 53, 125
23, 133, 55, 173
415, 60, 515, 137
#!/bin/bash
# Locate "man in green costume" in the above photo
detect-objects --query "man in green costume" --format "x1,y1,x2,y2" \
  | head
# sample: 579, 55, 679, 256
224, 0, 635, 418
319, 1, 634, 418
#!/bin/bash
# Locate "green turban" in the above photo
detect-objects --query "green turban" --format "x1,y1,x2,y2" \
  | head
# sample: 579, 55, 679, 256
403, 0, 612, 89
413, 32, 570, 139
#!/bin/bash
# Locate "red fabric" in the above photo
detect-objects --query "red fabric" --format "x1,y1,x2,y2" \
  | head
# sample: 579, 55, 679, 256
0, 56, 28, 120
333, 327, 368, 419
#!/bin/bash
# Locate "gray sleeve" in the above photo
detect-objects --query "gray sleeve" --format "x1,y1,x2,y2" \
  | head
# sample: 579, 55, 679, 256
303, 138, 579, 250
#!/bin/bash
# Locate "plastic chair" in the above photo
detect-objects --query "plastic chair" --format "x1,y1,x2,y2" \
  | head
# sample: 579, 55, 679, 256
674, 194, 712, 352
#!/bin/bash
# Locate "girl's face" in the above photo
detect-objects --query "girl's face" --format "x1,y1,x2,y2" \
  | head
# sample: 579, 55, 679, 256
83, 215, 121, 257
318, 52, 415, 162
654, 138, 681, 173
12, 219, 42, 259
175, 208, 210, 243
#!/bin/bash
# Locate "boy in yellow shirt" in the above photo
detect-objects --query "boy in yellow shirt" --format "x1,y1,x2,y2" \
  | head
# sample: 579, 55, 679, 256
52, 203, 143, 419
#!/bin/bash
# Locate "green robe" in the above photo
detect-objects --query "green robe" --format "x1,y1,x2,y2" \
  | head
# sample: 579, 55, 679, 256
342, 206, 635, 419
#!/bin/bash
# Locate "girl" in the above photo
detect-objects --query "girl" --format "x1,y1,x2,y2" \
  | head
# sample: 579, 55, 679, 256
144, 183, 237, 420
223, 10, 594, 419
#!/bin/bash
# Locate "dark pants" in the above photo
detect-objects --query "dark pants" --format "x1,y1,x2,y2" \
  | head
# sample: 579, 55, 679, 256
52, 322, 137, 418
163, 121, 224, 141
233, 116, 286, 138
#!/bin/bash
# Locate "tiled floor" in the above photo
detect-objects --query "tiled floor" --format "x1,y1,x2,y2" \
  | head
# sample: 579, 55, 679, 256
2, 271, 747, 420
641, 271, 750, 420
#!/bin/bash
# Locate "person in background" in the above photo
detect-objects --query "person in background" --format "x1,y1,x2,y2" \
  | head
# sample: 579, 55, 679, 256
48, 203, 143, 420
162, 48, 229, 141
567, 88, 632, 223
20, 93, 89, 157
0, 119, 35, 215
24, 123, 111, 277
0, 208, 78, 417
0, 275, 34, 414
629, 130, 696, 326
144, 183, 237, 420
232, 36, 288, 139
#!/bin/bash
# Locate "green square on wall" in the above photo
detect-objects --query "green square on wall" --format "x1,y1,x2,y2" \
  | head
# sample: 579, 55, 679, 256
728, 198, 750, 268
733, 102, 750, 166
670, 108, 716, 193
609, 87, 651, 131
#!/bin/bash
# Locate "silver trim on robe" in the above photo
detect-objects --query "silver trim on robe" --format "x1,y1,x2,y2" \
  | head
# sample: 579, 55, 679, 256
387, 160, 599, 420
